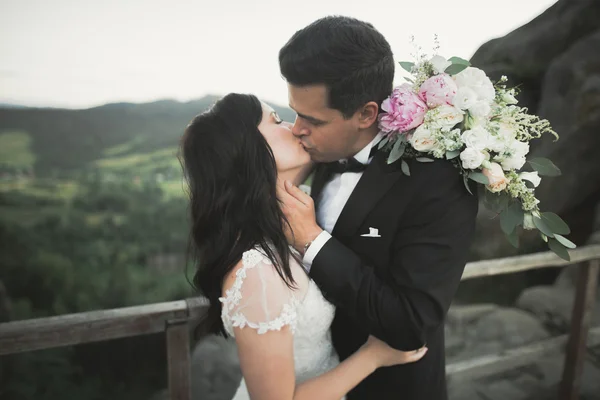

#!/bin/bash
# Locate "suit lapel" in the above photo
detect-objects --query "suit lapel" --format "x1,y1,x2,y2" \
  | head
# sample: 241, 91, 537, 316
331, 151, 405, 241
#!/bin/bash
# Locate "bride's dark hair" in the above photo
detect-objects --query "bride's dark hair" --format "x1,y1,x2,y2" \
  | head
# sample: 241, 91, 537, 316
180, 93, 297, 336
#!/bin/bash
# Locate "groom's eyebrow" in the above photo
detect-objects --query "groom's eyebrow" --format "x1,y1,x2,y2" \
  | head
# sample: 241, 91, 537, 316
290, 107, 327, 125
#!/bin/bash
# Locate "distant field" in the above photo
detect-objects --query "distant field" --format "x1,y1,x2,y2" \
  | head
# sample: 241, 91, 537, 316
95, 147, 180, 172
0, 178, 78, 199
0, 131, 36, 168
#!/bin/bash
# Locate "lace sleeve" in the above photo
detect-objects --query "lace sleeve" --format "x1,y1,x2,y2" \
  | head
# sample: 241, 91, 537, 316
220, 249, 299, 335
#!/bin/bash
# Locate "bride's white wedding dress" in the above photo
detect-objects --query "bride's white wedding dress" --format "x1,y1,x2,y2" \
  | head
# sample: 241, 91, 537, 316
220, 247, 340, 400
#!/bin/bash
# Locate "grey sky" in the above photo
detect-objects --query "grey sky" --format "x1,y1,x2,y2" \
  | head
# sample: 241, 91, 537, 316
0, 0, 556, 109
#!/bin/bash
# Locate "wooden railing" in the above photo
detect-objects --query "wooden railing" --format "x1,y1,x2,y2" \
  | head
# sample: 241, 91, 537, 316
1, 245, 599, 400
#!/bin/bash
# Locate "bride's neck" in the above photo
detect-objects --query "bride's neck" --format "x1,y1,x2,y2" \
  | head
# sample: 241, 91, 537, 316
277, 164, 314, 187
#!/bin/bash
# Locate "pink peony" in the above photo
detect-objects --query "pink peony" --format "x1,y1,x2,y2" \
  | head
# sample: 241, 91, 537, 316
418, 74, 457, 108
379, 84, 427, 134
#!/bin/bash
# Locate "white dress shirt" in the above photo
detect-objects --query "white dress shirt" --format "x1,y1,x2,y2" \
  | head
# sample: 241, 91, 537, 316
303, 132, 383, 271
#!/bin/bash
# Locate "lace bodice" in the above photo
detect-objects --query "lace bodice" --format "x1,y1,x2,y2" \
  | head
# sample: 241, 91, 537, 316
220, 247, 340, 399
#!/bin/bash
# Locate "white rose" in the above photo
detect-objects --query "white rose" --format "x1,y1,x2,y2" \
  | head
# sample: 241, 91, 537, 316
461, 126, 491, 151
454, 67, 496, 103
469, 100, 492, 118
429, 55, 452, 75
500, 155, 527, 171
453, 86, 478, 110
482, 162, 509, 192
519, 171, 541, 187
460, 147, 486, 170
410, 125, 439, 152
429, 104, 464, 132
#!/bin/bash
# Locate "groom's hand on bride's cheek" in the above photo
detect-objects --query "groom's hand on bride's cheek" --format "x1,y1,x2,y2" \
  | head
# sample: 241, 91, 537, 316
279, 180, 323, 253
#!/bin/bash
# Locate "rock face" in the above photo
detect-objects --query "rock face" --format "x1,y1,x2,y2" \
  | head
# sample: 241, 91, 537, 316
445, 305, 551, 362
468, 0, 600, 260
190, 335, 241, 400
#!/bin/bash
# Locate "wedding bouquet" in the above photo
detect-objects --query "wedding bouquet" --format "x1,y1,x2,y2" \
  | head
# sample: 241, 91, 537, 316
377, 52, 575, 260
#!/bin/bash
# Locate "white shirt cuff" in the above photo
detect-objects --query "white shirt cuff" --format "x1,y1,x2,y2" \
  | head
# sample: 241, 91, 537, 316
302, 230, 332, 273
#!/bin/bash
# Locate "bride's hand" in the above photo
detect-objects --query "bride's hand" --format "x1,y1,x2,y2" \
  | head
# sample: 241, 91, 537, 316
361, 335, 428, 368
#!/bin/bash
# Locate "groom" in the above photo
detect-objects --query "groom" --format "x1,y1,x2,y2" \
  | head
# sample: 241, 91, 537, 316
279, 16, 478, 400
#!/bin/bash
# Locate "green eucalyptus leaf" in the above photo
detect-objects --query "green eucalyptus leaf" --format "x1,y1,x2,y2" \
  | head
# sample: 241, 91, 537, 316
416, 157, 435, 162
448, 56, 470, 66
463, 176, 474, 195
528, 158, 561, 177
483, 190, 510, 214
506, 229, 519, 248
399, 62, 415, 73
548, 239, 570, 261
445, 63, 469, 75
387, 139, 405, 165
554, 234, 576, 249
533, 214, 555, 238
500, 202, 524, 235
401, 160, 411, 176
540, 212, 570, 235
446, 150, 460, 160
378, 136, 390, 150
469, 172, 490, 185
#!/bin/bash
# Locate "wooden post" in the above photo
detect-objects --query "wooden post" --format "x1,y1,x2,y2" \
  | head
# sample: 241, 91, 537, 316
166, 318, 192, 400
559, 259, 599, 400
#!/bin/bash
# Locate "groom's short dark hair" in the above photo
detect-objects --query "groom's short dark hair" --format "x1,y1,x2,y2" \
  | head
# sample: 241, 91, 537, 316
279, 16, 394, 118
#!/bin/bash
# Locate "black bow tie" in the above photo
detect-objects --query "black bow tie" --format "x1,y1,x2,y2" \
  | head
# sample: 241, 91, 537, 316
328, 143, 380, 175
328, 157, 368, 174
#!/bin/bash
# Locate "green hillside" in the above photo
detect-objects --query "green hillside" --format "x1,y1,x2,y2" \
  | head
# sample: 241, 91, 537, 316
0, 95, 296, 175
0, 96, 297, 400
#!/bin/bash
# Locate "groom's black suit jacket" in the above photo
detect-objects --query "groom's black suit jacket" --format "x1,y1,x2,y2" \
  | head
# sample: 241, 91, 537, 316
309, 150, 478, 400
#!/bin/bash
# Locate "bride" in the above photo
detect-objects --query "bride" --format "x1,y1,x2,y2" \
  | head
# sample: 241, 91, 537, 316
179, 93, 427, 400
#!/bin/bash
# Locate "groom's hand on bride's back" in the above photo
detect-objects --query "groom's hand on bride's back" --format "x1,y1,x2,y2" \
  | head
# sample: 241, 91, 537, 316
277, 180, 323, 253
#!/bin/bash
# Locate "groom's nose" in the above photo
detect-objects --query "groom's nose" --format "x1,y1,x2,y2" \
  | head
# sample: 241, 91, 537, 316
292, 118, 309, 137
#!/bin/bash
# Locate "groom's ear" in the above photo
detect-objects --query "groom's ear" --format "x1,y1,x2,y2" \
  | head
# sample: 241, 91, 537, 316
357, 101, 379, 130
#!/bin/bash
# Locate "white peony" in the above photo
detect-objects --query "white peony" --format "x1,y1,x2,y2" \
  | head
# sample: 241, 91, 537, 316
410, 125, 440, 152
428, 104, 464, 132
453, 86, 478, 110
461, 126, 491, 151
454, 67, 496, 103
460, 147, 486, 170
469, 101, 492, 118
519, 171, 541, 187
429, 55, 452, 75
